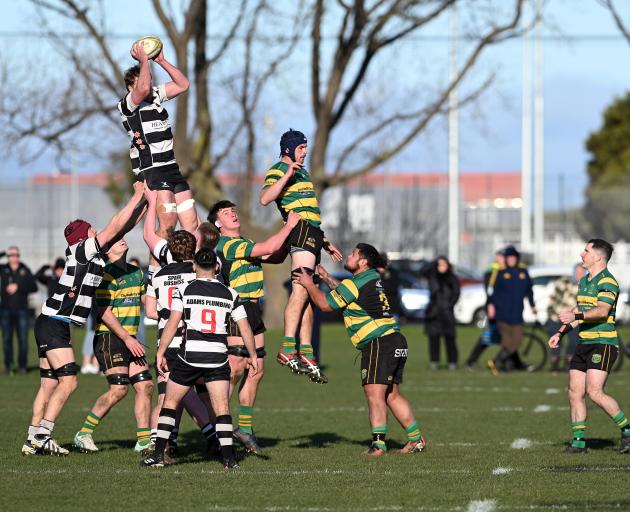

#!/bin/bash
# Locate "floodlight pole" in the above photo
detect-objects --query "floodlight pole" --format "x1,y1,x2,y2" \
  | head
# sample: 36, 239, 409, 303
521, 0, 532, 254
448, 3, 459, 265
533, 0, 545, 263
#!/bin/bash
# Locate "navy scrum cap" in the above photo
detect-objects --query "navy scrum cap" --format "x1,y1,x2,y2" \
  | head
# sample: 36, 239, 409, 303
280, 129, 307, 161
502, 245, 520, 258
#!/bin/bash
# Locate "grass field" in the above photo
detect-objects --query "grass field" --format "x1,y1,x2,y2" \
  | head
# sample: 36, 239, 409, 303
2, 323, 630, 511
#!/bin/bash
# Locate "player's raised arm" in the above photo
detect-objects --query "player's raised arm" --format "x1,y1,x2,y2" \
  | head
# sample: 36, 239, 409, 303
292, 268, 333, 312
154, 49, 189, 100
250, 211, 301, 258
259, 161, 299, 206
96, 182, 146, 248
142, 187, 164, 254
129, 42, 151, 106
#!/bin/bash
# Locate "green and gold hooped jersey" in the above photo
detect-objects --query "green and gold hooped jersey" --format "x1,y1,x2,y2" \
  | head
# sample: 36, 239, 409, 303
95, 263, 144, 335
577, 268, 619, 346
262, 161, 321, 227
215, 235, 264, 300
325, 268, 399, 348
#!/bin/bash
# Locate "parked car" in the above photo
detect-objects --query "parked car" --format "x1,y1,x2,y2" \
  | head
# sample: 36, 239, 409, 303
398, 271, 429, 321
454, 266, 575, 327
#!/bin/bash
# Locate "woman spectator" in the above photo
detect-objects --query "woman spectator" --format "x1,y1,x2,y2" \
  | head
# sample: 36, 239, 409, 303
423, 256, 461, 370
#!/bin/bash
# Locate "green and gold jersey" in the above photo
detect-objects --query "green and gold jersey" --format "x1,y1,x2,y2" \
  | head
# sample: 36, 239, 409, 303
95, 263, 144, 335
577, 268, 619, 346
262, 161, 321, 227
215, 235, 264, 300
325, 268, 399, 348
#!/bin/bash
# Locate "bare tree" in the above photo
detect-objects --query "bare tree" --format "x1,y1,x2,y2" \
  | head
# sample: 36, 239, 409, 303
601, 0, 630, 45
308, 0, 527, 191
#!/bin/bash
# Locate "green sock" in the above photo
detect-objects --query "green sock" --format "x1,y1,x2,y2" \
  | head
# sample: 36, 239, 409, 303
281, 336, 296, 355
79, 412, 101, 436
136, 428, 152, 446
571, 421, 586, 448
612, 411, 630, 433
238, 405, 254, 434
371, 425, 388, 451
405, 420, 421, 442
300, 344, 314, 360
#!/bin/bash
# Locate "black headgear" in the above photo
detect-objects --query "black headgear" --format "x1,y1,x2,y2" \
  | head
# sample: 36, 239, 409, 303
280, 129, 307, 161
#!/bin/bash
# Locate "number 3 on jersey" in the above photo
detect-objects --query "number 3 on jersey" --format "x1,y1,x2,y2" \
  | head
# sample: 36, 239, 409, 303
200, 308, 216, 333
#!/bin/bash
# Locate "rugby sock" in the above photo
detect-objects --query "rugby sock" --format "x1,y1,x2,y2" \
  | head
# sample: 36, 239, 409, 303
136, 427, 152, 447
612, 411, 630, 433
238, 405, 254, 434
151, 428, 157, 442
169, 426, 179, 448
201, 422, 217, 441
78, 412, 101, 436
155, 408, 177, 458
371, 425, 388, 451
281, 336, 296, 355
405, 420, 421, 442
35, 418, 55, 440
27, 425, 38, 442
300, 344, 314, 361
216, 415, 234, 460
571, 421, 586, 448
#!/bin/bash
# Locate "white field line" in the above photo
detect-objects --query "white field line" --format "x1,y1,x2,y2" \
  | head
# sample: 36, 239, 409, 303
492, 467, 513, 475
545, 388, 561, 394
466, 500, 497, 512
510, 438, 533, 449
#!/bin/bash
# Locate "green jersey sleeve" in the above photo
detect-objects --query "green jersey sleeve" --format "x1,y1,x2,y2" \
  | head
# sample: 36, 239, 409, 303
325, 278, 360, 311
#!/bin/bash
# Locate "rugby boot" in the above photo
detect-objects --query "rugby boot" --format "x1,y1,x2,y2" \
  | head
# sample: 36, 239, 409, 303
487, 359, 500, 377
163, 441, 177, 465
297, 354, 328, 384
619, 433, 630, 454
133, 440, 154, 455
363, 444, 386, 457
222, 455, 240, 469
74, 432, 99, 453
399, 435, 427, 454
33, 435, 69, 456
233, 427, 262, 455
21, 440, 39, 456
276, 350, 301, 373
565, 444, 588, 454
140, 454, 165, 468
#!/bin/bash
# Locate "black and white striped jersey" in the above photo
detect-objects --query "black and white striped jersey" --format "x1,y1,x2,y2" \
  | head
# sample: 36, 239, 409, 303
117, 84, 178, 176
147, 261, 196, 350
170, 278, 246, 368
41, 237, 106, 325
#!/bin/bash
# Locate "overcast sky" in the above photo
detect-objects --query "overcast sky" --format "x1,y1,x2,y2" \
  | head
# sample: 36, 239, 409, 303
1, 0, 629, 211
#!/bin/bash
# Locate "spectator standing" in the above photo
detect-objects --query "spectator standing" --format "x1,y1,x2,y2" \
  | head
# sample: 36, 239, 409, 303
35, 259, 66, 297
422, 256, 460, 370
0, 246, 38, 374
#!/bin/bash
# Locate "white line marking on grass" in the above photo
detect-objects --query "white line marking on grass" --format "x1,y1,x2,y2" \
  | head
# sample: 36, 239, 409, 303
510, 438, 533, 449
545, 388, 561, 394
466, 500, 497, 512
533, 405, 569, 413
493, 406, 524, 412
492, 467, 513, 475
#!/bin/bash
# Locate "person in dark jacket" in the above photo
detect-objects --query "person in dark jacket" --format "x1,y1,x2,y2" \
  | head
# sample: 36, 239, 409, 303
487, 246, 536, 373
34, 258, 65, 297
0, 247, 38, 373
423, 256, 461, 370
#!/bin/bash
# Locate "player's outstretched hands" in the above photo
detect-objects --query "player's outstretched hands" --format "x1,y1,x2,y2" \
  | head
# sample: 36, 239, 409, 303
316, 264, 331, 282
558, 309, 576, 324
132, 180, 145, 197
324, 240, 343, 262
292, 267, 313, 288
286, 211, 301, 228
130, 42, 149, 63
143, 185, 158, 205
124, 335, 145, 359
548, 333, 561, 349
154, 48, 165, 64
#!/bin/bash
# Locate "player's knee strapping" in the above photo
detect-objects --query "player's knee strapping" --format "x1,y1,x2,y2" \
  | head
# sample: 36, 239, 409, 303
107, 373, 130, 386
228, 345, 267, 358
130, 371, 152, 385
157, 381, 167, 395
40, 368, 58, 380
176, 198, 195, 213
158, 202, 177, 214
55, 362, 79, 377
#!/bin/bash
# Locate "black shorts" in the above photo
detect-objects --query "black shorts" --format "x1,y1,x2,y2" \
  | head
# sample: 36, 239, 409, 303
34, 315, 72, 358
140, 164, 190, 194
154, 347, 180, 378
360, 332, 408, 386
94, 332, 143, 372
168, 356, 230, 387
569, 343, 618, 373
286, 219, 324, 259
227, 301, 266, 337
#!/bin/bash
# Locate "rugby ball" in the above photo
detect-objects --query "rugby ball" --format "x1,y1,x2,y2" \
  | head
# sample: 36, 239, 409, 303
132, 36, 163, 60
